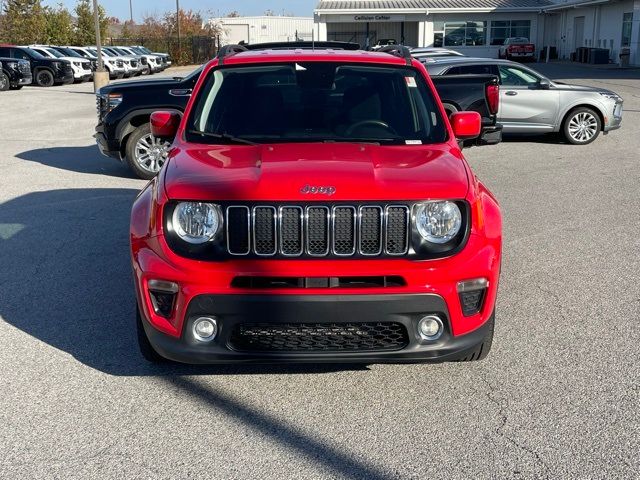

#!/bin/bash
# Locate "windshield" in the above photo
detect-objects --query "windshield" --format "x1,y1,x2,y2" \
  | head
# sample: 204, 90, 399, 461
23, 48, 44, 59
187, 63, 447, 145
139, 47, 152, 54
44, 48, 64, 58
55, 47, 81, 57
131, 47, 145, 55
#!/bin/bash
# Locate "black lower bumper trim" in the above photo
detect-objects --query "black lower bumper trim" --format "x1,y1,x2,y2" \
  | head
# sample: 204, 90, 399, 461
141, 294, 491, 364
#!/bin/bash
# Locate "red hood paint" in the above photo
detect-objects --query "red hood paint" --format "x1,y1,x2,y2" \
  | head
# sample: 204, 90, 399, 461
163, 142, 469, 201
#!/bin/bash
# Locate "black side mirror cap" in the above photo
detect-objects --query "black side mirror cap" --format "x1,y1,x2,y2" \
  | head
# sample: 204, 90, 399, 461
538, 79, 551, 89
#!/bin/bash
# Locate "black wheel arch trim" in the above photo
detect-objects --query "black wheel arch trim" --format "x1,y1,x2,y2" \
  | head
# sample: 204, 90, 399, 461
116, 107, 184, 145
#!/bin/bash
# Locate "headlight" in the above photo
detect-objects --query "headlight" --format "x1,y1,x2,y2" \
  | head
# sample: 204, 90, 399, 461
73, 61, 81, 67
599, 91, 621, 101
53, 61, 64, 69
172, 202, 222, 244
7, 61, 18, 69
414, 201, 462, 244
105, 93, 122, 112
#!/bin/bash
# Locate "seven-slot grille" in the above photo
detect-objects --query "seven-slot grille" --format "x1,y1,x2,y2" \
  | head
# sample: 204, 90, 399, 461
226, 204, 409, 258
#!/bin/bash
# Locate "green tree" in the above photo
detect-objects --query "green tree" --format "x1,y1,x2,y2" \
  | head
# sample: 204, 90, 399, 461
0, 0, 46, 44
43, 3, 74, 45
74, 0, 108, 45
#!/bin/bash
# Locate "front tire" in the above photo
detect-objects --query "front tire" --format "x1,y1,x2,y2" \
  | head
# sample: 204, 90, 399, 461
136, 306, 166, 363
36, 69, 55, 87
455, 312, 494, 362
563, 107, 601, 145
125, 122, 172, 180
0, 72, 9, 91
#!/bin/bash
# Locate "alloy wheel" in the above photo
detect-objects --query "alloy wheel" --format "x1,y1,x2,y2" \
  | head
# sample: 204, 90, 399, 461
568, 112, 598, 143
0, 75, 8, 90
37, 71, 53, 87
134, 133, 170, 174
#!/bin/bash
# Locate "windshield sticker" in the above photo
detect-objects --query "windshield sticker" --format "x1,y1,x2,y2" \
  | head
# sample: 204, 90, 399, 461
405, 76, 417, 88
405, 140, 422, 145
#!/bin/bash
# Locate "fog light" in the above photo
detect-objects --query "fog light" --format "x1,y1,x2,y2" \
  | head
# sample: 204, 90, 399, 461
193, 317, 218, 342
418, 315, 443, 341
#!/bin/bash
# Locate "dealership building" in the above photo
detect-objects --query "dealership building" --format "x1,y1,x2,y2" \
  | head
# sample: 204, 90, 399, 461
313, 0, 640, 65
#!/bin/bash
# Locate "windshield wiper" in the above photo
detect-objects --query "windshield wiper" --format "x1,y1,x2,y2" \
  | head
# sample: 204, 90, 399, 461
188, 130, 257, 146
323, 138, 404, 145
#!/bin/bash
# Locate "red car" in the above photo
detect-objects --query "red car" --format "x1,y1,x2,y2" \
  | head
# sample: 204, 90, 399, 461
131, 43, 502, 364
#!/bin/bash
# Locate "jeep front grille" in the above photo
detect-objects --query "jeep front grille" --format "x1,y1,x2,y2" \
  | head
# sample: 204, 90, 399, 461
225, 204, 409, 258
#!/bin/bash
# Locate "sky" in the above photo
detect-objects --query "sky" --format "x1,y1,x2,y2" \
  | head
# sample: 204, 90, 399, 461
43, 0, 318, 22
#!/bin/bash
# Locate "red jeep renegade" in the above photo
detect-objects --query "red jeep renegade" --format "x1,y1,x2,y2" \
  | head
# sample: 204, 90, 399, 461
130, 43, 502, 364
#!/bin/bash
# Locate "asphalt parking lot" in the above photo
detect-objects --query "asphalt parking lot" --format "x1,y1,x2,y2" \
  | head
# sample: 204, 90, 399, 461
0, 63, 638, 479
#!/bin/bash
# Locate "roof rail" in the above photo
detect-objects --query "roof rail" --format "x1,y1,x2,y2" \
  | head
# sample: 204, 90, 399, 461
244, 41, 360, 51
379, 45, 413, 66
216, 44, 248, 65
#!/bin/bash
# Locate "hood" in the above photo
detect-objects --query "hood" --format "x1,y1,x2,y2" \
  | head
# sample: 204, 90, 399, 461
553, 81, 615, 94
60, 56, 89, 64
98, 76, 181, 94
163, 142, 469, 202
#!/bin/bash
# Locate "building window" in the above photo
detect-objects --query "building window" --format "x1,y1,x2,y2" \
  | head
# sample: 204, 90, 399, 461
436, 21, 486, 47
622, 13, 633, 47
490, 20, 531, 45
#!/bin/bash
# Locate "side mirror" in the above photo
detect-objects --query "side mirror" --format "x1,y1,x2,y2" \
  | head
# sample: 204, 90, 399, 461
150, 111, 180, 138
538, 78, 551, 89
450, 111, 481, 140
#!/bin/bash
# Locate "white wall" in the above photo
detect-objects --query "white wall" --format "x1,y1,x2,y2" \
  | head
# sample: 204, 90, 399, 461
544, 0, 637, 64
211, 17, 315, 44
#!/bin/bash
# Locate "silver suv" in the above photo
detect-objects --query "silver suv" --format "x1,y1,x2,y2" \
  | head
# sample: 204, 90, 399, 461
426, 57, 623, 145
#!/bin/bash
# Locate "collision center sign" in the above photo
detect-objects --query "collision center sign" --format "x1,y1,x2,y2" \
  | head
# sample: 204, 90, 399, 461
353, 15, 406, 22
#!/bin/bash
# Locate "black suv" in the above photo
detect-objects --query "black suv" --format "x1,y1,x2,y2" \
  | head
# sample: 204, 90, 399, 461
0, 56, 32, 90
95, 67, 201, 179
0, 45, 73, 87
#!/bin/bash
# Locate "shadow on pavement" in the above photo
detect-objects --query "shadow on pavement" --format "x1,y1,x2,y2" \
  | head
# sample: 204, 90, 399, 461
163, 376, 390, 480
0, 188, 365, 377
16, 145, 134, 179
0, 188, 382, 478
501, 132, 566, 144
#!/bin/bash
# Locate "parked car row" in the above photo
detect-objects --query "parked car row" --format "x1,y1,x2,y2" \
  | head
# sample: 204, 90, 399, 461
0, 44, 172, 89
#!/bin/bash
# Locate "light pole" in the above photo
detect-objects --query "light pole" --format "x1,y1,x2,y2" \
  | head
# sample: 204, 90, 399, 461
92, 0, 109, 91
129, 0, 133, 23
176, 0, 181, 63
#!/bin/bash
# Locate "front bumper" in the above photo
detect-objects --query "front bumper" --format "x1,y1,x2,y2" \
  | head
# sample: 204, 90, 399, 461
140, 293, 493, 364
604, 101, 623, 132
74, 72, 92, 82
133, 228, 501, 364
55, 71, 74, 84
18, 75, 32, 85
94, 123, 121, 159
